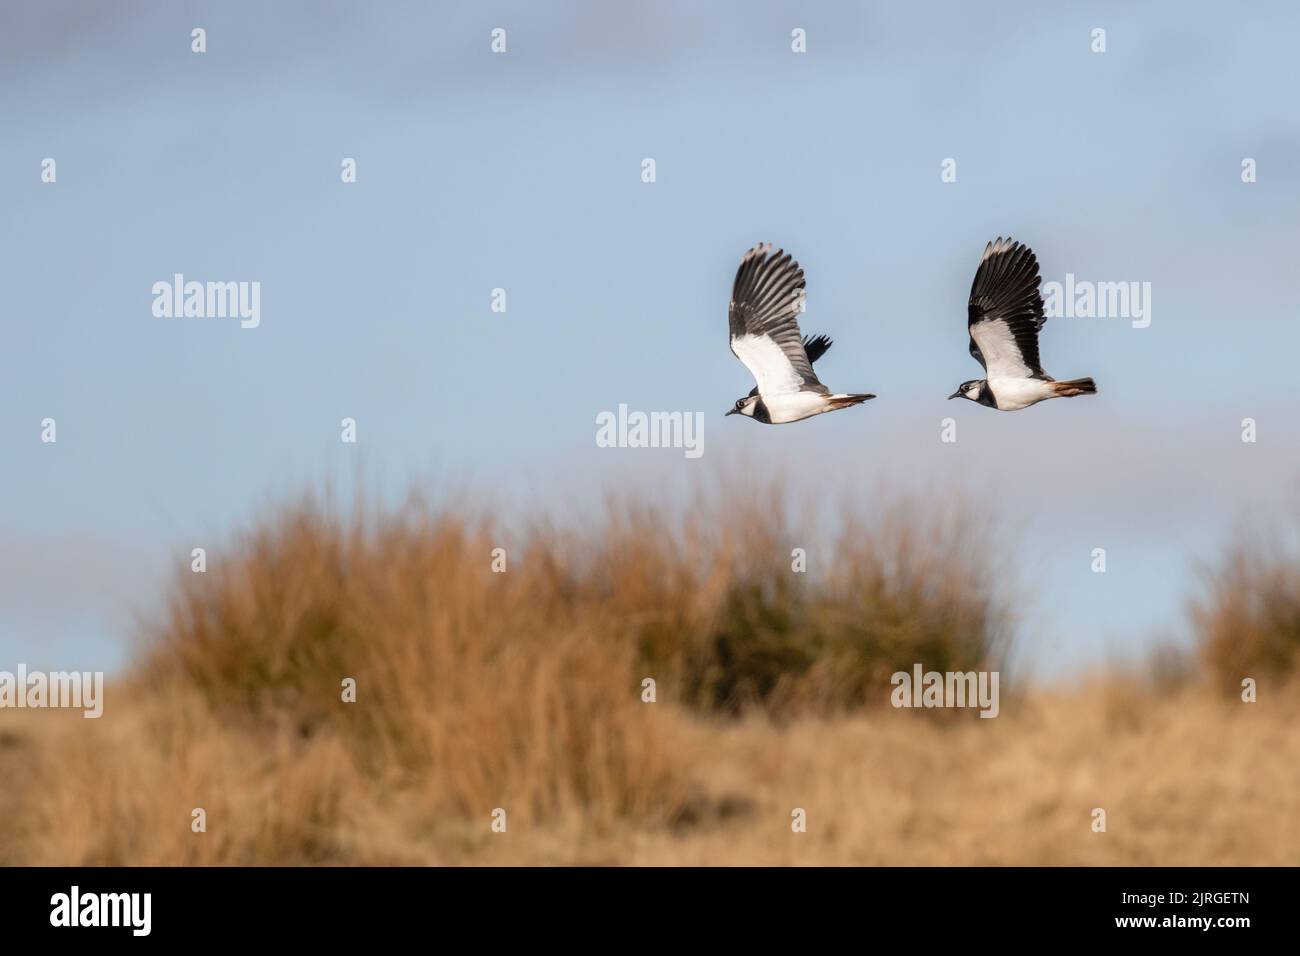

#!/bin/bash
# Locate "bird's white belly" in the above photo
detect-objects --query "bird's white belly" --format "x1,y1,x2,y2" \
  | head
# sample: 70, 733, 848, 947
764, 391, 831, 423
988, 377, 1057, 411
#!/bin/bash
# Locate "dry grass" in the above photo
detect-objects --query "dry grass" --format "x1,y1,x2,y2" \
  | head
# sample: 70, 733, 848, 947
4, 676, 1296, 866
1194, 518, 1300, 695
1, 485, 1296, 865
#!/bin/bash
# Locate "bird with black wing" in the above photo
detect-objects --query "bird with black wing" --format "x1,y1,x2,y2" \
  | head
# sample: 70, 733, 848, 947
725, 243, 875, 424
950, 237, 1097, 410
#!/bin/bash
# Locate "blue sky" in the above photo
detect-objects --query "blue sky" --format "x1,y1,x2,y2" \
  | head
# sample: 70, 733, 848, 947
2, 0, 1298, 675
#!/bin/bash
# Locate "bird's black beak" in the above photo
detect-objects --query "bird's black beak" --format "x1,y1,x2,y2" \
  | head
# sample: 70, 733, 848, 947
947, 389, 962, 400
725, 407, 738, 416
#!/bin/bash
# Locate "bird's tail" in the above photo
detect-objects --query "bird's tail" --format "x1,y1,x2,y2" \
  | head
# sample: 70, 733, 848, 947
1050, 377, 1097, 397
828, 392, 876, 409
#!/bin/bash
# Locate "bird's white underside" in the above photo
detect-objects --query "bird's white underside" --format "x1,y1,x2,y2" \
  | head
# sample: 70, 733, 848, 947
970, 319, 1036, 381
730, 333, 845, 423
986, 377, 1058, 411
730, 333, 804, 397
762, 391, 841, 423
969, 317, 1063, 409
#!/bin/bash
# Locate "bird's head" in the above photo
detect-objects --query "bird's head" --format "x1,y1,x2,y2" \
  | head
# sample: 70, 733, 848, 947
726, 394, 760, 418
948, 380, 985, 402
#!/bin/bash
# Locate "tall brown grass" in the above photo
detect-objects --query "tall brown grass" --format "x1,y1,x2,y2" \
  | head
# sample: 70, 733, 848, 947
140, 498, 683, 830
1194, 519, 1300, 694
2, 483, 1296, 865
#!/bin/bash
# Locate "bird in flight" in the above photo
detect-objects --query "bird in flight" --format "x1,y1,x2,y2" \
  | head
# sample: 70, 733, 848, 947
949, 237, 1097, 410
726, 243, 875, 424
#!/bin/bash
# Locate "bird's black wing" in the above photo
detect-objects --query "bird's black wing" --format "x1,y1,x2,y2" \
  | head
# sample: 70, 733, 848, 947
967, 237, 1049, 380
729, 243, 828, 397
803, 333, 832, 364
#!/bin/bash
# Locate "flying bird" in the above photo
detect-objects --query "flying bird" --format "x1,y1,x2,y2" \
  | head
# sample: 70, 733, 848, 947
726, 243, 875, 424
950, 237, 1097, 410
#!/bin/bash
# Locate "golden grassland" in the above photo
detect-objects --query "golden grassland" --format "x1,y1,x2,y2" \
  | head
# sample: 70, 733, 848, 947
2, 487, 1297, 866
